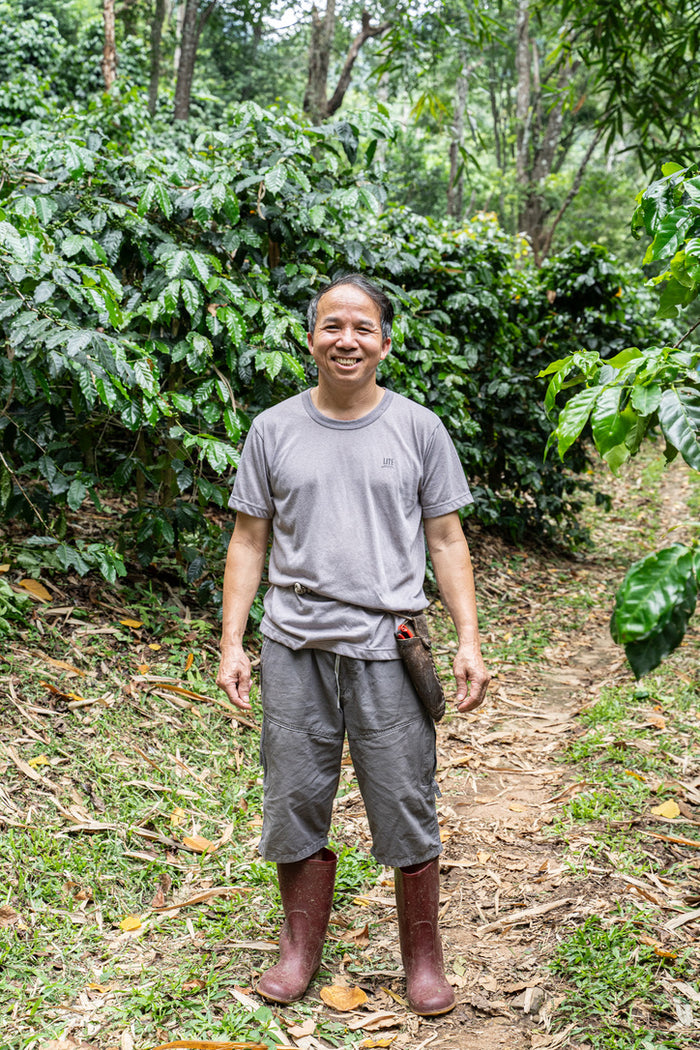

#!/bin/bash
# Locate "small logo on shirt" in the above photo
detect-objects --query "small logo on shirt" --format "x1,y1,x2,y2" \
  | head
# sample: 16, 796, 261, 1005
382, 457, 394, 468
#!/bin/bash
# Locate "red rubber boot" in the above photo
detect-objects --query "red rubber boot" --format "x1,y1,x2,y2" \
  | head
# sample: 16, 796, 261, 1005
256, 848, 336, 1004
395, 858, 456, 1016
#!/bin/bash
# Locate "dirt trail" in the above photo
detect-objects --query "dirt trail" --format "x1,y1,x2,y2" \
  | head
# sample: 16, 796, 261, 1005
333, 456, 695, 1050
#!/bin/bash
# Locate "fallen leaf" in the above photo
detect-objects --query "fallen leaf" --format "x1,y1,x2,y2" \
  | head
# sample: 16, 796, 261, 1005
119, 619, 143, 629
18, 578, 52, 602
509, 802, 527, 812
41, 681, 87, 703
477, 851, 491, 864
651, 799, 681, 819
149, 643, 162, 650
644, 713, 666, 729
0, 564, 9, 572
182, 834, 216, 854
340, 923, 370, 946
320, 984, 368, 1011
119, 914, 142, 931
137, 663, 150, 674
171, 806, 186, 826
28, 754, 50, 768
654, 946, 678, 959
359, 1041, 396, 1049
40, 655, 86, 676
347, 1012, 398, 1032
0, 905, 22, 928
287, 1019, 316, 1037
185, 653, 194, 671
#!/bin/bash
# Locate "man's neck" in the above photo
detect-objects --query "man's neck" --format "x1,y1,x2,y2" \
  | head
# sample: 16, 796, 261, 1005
310, 382, 385, 421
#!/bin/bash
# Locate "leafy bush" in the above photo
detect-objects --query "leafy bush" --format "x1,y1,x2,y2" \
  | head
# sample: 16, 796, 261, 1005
541, 162, 700, 675
0, 92, 662, 590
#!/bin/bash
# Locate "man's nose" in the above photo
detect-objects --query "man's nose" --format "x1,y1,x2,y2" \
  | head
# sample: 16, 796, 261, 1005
336, 324, 358, 346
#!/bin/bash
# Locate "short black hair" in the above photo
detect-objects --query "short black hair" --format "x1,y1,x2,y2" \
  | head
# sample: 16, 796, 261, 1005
307, 273, 394, 341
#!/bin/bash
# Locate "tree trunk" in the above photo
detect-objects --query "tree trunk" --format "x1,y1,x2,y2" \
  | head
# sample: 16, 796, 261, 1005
173, 0, 217, 120
102, 0, 118, 91
148, 0, 168, 116
447, 56, 469, 223
303, 3, 391, 123
303, 0, 336, 123
514, 0, 530, 184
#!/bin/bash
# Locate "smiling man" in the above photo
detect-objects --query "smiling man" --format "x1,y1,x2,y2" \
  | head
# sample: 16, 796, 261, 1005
217, 273, 489, 1016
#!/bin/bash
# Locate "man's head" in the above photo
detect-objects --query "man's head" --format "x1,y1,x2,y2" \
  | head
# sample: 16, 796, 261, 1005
307, 274, 394, 341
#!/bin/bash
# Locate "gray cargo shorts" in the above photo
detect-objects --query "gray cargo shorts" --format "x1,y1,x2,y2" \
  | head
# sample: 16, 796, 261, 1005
258, 637, 442, 869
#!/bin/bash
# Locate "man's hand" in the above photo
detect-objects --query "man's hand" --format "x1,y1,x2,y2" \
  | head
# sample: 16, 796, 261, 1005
216, 644, 253, 711
453, 643, 490, 713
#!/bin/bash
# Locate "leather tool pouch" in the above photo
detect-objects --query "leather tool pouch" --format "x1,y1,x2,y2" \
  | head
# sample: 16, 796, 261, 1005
396, 612, 446, 722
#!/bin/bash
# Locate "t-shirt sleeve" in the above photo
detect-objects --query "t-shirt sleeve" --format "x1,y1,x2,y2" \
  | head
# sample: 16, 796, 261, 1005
420, 420, 473, 518
228, 422, 274, 519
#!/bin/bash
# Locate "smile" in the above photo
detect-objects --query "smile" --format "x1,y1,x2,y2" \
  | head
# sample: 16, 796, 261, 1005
333, 357, 360, 366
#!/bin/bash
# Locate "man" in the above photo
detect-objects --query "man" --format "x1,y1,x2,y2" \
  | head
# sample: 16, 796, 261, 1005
216, 273, 489, 1016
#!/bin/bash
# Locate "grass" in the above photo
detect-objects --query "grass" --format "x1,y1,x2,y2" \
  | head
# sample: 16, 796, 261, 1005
550, 913, 696, 1049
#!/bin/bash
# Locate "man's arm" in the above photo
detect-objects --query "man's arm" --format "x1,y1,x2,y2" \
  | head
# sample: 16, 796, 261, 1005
216, 512, 271, 710
424, 512, 490, 713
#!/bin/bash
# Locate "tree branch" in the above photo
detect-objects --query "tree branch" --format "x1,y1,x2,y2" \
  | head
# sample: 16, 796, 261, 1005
326, 13, 392, 117
539, 127, 603, 258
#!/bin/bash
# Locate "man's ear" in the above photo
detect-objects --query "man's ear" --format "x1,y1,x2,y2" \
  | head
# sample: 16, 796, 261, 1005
307, 331, 314, 353
380, 338, 392, 360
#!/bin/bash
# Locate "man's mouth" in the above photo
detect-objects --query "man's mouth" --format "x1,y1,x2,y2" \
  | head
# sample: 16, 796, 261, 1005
333, 357, 360, 366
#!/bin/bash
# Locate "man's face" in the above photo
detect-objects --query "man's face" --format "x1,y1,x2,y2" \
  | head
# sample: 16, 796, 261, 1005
307, 284, 391, 391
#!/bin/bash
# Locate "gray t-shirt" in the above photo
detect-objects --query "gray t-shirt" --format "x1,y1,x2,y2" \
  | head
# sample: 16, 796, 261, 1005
229, 388, 472, 659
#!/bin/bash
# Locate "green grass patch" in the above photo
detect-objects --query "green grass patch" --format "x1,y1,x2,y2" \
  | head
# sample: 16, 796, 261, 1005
550, 913, 696, 1049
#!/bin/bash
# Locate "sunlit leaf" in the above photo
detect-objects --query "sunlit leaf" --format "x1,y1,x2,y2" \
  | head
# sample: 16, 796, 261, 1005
319, 984, 368, 1011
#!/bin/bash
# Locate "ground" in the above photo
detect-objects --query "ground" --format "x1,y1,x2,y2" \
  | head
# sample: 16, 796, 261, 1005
1, 448, 699, 1050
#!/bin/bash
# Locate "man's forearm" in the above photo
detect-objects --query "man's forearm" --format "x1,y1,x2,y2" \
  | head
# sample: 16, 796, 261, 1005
424, 512, 489, 711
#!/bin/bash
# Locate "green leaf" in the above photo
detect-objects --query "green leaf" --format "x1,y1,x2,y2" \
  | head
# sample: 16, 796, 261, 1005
155, 183, 172, 219
180, 279, 202, 316
264, 165, 287, 195
658, 386, 700, 469
631, 384, 662, 416
555, 387, 601, 458
137, 182, 155, 218
611, 543, 696, 645
67, 478, 88, 511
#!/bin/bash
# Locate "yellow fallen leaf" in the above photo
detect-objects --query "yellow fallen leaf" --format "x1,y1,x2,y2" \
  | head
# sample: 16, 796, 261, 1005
654, 946, 678, 959
319, 984, 368, 1011
0, 564, 10, 573
509, 802, 527, 812
28, 755, 50, 769
119, 915, 142, 931
137, 663, 149, 674
148, 643, 162, 650
625, 770, 645, 782
185, 653, 194, 671
40, 681, 87, 703
171, 807, 186, 826
439, 828, 452, 841
40, 656, 86, 676
359, 1041, 396, 1049
182, 834, 216, 854
651, 799, 680, 819
119, 619, 143, 629
18, 578, 52, 602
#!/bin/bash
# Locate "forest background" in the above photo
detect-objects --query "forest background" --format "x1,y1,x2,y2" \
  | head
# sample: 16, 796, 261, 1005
2, 0, 700, 617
